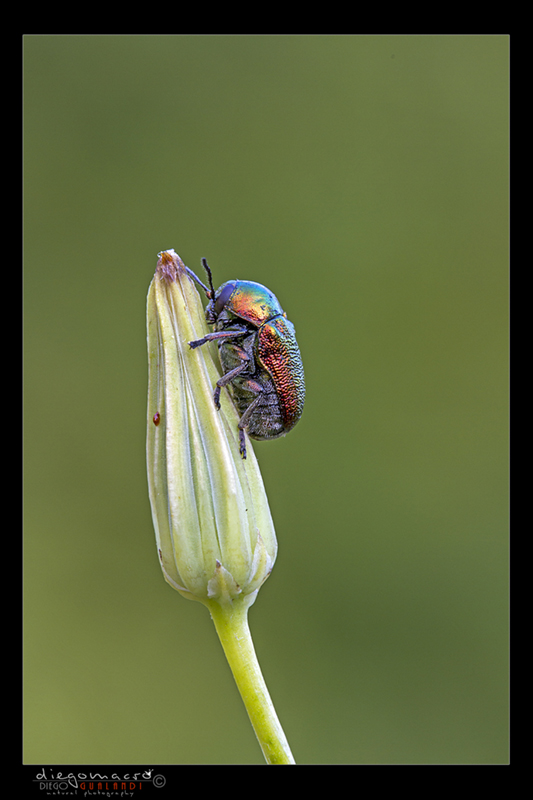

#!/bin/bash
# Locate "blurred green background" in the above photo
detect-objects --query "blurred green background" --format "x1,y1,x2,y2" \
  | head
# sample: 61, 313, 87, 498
24, 35, 508, 765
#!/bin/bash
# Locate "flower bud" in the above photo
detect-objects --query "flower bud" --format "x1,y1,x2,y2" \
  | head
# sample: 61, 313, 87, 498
146, 250, 277, 608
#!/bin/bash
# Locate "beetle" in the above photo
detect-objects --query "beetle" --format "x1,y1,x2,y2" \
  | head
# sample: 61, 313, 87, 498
186, 258, 305, 458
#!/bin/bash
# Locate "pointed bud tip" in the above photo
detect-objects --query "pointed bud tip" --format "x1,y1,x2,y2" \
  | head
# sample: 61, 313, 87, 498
157, 249, 186, 283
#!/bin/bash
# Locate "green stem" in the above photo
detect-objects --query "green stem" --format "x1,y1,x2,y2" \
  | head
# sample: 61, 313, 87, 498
207, 596, 295, 765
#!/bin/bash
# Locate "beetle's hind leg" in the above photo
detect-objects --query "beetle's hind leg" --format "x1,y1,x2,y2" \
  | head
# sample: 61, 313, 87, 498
239, 428, 248, 458
235, 381, 264, 458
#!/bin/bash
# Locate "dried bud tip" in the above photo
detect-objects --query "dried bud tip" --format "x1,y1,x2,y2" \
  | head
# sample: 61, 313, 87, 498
157, 249, 182, 283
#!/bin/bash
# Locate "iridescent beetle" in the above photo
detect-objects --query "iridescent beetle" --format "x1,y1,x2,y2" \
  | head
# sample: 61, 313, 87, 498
187, 258, 305, 458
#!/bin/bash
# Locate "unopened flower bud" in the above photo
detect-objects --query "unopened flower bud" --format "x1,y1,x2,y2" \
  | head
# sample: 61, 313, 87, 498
146, 250, 278, 608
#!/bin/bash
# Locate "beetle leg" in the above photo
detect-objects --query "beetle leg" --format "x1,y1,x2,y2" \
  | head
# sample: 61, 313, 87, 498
239, 429, 247, 458
185, 266, 211, 297
213, 350, 250, 409
189, 330, 244, 349
236, 391, 263, 458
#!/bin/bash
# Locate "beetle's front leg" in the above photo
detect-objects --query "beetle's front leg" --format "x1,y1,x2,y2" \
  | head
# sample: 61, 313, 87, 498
188, 330, 243, 349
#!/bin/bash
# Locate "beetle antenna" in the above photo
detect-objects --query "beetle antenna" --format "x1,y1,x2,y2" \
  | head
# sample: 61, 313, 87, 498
201, 257, 216, 299
185, 265, 211, 298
